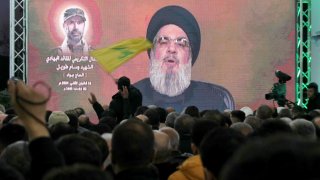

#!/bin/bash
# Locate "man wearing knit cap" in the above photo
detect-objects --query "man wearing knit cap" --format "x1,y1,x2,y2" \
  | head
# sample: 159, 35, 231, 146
53, 7, 91, 56
134, 5, 234, 112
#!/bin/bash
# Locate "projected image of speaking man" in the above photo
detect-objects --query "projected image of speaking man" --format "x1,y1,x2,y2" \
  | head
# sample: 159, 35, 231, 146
54, 7, 91, 57
134, 5, 235, 112
149, 24, 192, 97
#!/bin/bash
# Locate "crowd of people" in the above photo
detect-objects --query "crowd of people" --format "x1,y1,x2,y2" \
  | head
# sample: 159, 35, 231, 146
0, 78, 320, 180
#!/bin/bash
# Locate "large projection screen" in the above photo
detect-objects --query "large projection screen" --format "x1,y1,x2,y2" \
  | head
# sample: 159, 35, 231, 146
28, 0, 295, 115
312, 0, 320, 86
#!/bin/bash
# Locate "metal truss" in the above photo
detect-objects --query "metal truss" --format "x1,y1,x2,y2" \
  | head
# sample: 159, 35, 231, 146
296, 0, 311, 108
9, 0, 27, 82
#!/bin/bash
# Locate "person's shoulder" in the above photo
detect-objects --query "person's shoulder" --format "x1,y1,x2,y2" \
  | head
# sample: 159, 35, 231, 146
190, 80, 232, 95
134, 78, 150, 85
315, 93, 320, 102
129, 85, 143, 97
111, 92, 122, 100
133, 78, 151, 89
190, 80, 235, 110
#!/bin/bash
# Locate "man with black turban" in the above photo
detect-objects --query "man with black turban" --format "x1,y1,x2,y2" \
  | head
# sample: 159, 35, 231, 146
134, 5, 235, 112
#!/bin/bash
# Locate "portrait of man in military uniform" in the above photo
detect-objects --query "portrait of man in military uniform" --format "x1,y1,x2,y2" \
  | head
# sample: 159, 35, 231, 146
53, 7, 92, 57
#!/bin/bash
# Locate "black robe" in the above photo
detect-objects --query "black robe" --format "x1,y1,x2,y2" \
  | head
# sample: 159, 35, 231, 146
134, 78, 235, 112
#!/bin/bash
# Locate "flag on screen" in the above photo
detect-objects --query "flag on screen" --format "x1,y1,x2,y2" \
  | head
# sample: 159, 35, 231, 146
90, 38, 153, 73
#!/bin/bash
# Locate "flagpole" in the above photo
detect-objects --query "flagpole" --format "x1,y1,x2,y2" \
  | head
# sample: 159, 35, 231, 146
106, 72, 118, 84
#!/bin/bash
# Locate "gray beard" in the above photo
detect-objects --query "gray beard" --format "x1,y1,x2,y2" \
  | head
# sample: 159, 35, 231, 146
149, 54, 191, 97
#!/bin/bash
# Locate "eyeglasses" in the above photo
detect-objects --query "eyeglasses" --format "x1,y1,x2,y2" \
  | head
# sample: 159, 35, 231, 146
154, 36, 190, 49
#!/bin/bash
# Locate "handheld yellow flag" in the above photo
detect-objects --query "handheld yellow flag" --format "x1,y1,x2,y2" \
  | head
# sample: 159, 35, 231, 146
90, 38, 153, 73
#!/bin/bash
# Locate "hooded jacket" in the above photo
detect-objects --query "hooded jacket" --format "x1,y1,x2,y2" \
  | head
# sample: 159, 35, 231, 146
168, 155, 204, 180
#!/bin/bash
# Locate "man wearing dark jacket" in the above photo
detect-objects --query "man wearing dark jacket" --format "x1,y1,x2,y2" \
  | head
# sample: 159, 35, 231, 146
112, 119, 158, 180
89, 76, 142, 123
307, 82, 320, 112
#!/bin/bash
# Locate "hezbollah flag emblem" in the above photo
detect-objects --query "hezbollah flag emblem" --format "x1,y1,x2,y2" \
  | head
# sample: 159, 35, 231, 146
90, 38, 153, 73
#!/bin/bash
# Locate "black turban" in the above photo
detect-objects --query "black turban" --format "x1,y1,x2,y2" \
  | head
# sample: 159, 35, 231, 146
146, 5, 201, 65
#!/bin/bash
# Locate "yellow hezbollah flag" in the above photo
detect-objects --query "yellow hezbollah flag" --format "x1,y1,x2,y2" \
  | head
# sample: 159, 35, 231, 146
90, 38, 153, 73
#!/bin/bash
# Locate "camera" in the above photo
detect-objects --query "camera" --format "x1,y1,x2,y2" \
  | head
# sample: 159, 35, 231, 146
265, 70, 291, 107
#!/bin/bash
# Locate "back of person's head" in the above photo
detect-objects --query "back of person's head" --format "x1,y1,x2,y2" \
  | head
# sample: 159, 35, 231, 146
313, 116, 320, 127
74, 107, 86, 117
0, 124, 26, 151
244, 115, 261, 130
292, 106, 306, 119
220, 135, 320, 180
144, 108, 160, 130
134, 106, 149, 116
191, 119, 219, 150
230, 122, 253, 136
101, 133, 112, 169
56, 134, 102, 166
165, 112, 179, 128
230, 110, 246, 123
250, 119, 293, 138
290, 119, 316, 140
0, 141, 30, 177
203, 110, 226, 126
174, 114, 195, 135
153, 130, 171, 163
313, 117, 320, 139
308, 110, 320, 120
66, 113, 79, 130
0, 161, 24, 180
49, 123, 77, 141
135, 114, 149, 123
98, 116, 116, 131
278, 108, 293, 119
80, 131, 109, 163
43, 164, 110, 180
184, 106, 200, 118
64, 109, 77, 118
308, 82, 319, 92
200, 110, 209, 117
240, 106, 253, 117
200, 128, 245, 179
279, 117, 292, 124
155, 107, 167, 123
78, 114, 90, 126
166, 107, 175, 114
112, 119, 154, 169
48, 111, 70, 127
222, 112, 232, 127
159, 127, 180, 150
101, 133, 112, 151
256, 105, 273, 120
